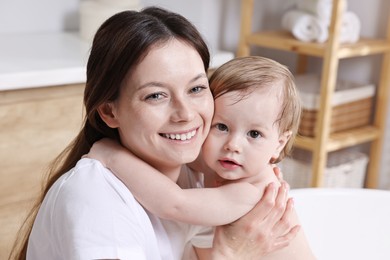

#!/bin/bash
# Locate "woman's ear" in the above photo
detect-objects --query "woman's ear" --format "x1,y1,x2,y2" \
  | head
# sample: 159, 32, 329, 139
97, 102, 119, 128
271, 130, 292, 159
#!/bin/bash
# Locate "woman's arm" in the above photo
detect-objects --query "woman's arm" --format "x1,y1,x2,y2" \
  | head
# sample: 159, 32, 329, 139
85, 139, 262, 226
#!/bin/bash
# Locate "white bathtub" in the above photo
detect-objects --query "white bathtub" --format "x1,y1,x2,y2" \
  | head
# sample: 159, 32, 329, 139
290, 188, 390, 260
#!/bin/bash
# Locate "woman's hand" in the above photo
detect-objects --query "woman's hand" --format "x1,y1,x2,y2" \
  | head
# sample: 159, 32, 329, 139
272, 164, 285, 183
211, 182, 300, 259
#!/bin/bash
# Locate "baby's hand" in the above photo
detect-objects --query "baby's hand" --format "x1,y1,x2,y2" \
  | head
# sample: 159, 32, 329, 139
84, 138, 123, 168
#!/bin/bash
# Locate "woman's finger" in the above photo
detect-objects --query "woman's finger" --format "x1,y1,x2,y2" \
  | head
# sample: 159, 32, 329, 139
272, 225, 301, 251
262, 182, 288, 224
242, 182, 278, 222
272, 197, 296, 236
272, 165, 284, 181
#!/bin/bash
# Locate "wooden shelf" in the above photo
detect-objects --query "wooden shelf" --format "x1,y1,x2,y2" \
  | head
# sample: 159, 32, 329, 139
295, 126, 380, 152
238, 0, 390, 188
246, 30, 390, 58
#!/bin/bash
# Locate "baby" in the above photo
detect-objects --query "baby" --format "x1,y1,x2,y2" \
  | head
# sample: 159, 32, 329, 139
87, 56, 315, 259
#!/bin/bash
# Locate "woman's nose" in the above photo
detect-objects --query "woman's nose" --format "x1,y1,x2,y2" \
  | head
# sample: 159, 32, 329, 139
171, 97, 195, 122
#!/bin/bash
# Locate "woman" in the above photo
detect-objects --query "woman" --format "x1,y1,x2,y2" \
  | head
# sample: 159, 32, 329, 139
10, 7, 298, 260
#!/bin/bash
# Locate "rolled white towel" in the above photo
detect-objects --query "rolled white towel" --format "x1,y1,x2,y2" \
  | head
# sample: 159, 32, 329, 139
297, 0, 348, 25
339, 11, 361, 43
282, 10, 328, 43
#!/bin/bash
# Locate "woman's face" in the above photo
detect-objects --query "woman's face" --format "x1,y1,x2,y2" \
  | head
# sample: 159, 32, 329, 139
104, 40, 214, 177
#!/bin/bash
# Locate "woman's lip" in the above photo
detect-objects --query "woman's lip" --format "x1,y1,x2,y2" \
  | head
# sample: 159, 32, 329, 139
160, 127, 199, 136
159, 128, 198, 141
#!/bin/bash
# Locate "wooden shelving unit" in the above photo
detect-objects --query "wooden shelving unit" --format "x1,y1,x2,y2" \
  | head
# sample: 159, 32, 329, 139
237, 0, 390, 187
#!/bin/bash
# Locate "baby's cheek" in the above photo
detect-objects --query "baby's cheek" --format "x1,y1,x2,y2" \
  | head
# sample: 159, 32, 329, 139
203, 136, 222, 157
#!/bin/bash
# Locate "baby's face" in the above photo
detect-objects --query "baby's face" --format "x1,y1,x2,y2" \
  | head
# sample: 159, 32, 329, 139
202, 87, 288, 181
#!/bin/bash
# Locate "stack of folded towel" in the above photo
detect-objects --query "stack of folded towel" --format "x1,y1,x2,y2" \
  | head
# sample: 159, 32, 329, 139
281, 0, 360, 43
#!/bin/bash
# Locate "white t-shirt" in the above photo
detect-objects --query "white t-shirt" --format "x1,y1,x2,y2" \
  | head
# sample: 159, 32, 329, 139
27, 158, 213, 260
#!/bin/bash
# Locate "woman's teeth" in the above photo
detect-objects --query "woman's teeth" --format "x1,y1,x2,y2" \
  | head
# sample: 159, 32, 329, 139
163, 130, 196, 141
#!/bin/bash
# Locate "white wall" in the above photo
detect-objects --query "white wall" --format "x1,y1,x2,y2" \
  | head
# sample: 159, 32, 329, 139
141, 0, 223, 53
1, 0, 389, 188
1, 0, 388, 56
0, 0, 79, 34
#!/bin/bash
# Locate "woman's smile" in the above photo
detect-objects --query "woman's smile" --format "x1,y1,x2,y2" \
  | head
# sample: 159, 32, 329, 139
160, 128, 197, 141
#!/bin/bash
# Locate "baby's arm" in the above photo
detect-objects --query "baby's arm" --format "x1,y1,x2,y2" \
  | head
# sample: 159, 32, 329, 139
86, 139, 261, 226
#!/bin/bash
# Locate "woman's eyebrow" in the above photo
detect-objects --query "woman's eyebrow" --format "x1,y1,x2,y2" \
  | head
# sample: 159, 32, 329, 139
137, 73, 208, 90
137, 81, 164, 90
190, 73, 208, 83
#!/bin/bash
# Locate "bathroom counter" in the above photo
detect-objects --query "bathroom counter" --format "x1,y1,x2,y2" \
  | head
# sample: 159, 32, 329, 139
0, 32, 90, 91
0, 32, 90, 258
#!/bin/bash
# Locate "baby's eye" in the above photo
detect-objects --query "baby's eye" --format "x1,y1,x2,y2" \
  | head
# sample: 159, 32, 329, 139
145, 92, 164, 101
215, 123, 228, 132
248, 130, 262, 139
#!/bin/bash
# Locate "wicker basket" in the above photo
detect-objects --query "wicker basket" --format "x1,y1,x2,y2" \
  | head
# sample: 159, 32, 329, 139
295, 74, 375, 137
279, 149, 369, 188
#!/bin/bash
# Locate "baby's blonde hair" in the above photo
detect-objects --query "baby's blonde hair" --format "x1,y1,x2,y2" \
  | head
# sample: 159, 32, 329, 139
209, 56, 301, 163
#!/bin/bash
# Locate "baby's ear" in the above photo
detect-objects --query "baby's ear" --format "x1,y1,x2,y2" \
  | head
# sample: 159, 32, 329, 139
281, 130, 292, 143
97, 102, 119, 128
271, 131, 292, 160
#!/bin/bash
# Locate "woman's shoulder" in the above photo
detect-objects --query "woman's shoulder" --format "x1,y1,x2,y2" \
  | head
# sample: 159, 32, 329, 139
49, 158, 139, 211
60, 158, 125, 193
30, 158, 160, 260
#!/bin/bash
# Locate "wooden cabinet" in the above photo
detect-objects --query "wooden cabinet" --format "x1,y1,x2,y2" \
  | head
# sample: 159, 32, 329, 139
237, 0, 390, 187
0, 84, 84, 259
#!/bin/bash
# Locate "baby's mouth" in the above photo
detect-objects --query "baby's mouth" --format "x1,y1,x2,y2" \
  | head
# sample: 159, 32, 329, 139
220, 159, 240, 166
219, 157, 242, 167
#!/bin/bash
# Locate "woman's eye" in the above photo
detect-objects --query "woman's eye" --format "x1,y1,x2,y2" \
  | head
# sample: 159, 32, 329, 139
190, 85, 206, 94
248, 130, 262, 139
215, 123, 228, 132
145, 92, 164, 101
